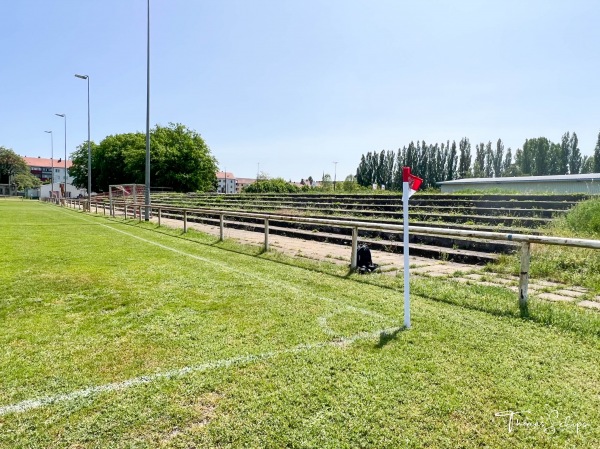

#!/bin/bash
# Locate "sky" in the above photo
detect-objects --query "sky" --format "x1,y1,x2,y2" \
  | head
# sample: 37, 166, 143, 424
2, 0, 599, 182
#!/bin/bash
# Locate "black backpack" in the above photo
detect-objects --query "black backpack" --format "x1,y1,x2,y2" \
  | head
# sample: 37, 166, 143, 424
356, 244, 378, 274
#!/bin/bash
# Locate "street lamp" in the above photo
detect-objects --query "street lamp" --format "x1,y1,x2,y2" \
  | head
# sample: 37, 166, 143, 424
44, 131, 54, 198
333, 161, 338, 191
75, 74, 91, 208
144, 0, 151, 220
55, 114, 66, 201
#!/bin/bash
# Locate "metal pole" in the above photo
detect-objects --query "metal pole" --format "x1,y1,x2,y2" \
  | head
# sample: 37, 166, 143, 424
220, 214, 224, 241
55, 114, 66, 203
519, 242, 531, 311
402, 168, 411, 329
75, 74, 91, 209
351, 226, 358, 269
144, 0, 151, 221
45, 131, 54, 198
264, 218, 269, 251
333, 161, 338, 191
183, 210, 188, 233
158, 207, 161, 226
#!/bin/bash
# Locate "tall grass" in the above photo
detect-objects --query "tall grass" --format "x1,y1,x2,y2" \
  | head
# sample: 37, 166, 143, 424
490, 197, 600, 291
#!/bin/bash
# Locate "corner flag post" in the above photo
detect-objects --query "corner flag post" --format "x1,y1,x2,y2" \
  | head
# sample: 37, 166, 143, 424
402, 167, 422, 329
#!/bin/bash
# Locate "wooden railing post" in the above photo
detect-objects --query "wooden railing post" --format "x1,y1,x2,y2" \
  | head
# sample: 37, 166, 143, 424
519, 242, 531, 310
264, 218, 269, 251
124, 204, 128, 219
220, 214, 224, 241
158, 208, 161, 226
351, 227, 358, 269
183, 210, 188, 233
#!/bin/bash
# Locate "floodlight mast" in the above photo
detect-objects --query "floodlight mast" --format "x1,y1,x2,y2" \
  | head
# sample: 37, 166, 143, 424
74, 74, 91, 208
144, 0, 151, 220
44, 130, 54, 198
55, 113, 67, 201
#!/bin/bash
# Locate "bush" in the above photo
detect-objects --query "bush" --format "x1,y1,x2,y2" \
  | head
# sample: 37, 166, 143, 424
242, 178, 300, 194
563, 197, 600, 237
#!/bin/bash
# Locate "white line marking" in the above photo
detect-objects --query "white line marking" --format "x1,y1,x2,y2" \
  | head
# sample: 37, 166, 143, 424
56, 207, 389, 322
0, 326, 399, 417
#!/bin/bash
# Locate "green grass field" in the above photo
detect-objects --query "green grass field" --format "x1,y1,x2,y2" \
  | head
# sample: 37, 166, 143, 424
0, 200, 599, 448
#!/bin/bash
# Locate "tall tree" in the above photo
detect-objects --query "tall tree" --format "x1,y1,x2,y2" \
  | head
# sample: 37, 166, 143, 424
492, 139, 504, 177
594, 131, 600, 173
503, 147, 513, 176
447, 140, 458, 180
560, 132, 571, 174
458, 137, 472, 178
581, 156, 594, 174
484, 141, 494, 178
473, 142, 485, 178
69, 123, 218, 193
0, 146, 28, 182
569, 132, 582, 174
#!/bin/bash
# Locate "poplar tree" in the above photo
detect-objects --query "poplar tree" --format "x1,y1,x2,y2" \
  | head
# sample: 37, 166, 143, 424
594, 131, 600, 173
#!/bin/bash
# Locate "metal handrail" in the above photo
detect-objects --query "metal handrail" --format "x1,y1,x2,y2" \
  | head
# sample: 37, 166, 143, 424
64, 198, 600, 309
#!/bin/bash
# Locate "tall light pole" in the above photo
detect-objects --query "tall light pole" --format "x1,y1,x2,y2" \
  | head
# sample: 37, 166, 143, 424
44, 130, 54, 198
333, 161, 338, 191
144, 0, 151, 220
55, 114, 67, 201
75, 74, 91, 207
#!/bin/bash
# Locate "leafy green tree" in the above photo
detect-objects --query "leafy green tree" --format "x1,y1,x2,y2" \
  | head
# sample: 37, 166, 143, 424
458, 137, 472, 178
594, 131, 600, 173
243, 178, 299, 193
13, 172, 41, 191
342, 174, 359, 192
70, 140, 99, 189
321, 173, 333, 191
0, 146, 28, 183
560, 132, 571, 174
502, 147, 513, 176
69, 123, 217, 193
581, 156, 594, 174
151, 123, 217, 192
446, 140, 458, 180
473, 142, 486, 178
492, 139, 504, 177
569, 132, 582, 174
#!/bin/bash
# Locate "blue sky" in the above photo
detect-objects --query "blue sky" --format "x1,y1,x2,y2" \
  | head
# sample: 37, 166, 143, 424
2, 0, 599, 181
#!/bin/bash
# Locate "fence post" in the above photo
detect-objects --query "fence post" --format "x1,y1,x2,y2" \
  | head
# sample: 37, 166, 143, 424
158, 208, 161, 226
519, 242, 531, 310
220, 214, 224, 241
95, 202, 97, 214
351, 226, 358, 269
138, 205, 142, 222
183, 210, 188, 233
124, 204, 128, 220
264, 218, 269, 251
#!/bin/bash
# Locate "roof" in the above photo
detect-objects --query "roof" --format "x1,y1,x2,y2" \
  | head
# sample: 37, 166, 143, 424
236, 177, 256, 184
438, 173, 600, 185
216, 171, 236, 179
23, 156, 72, 169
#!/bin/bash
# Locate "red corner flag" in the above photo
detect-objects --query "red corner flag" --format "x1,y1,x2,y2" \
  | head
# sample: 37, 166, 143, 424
402, 167, 423, 198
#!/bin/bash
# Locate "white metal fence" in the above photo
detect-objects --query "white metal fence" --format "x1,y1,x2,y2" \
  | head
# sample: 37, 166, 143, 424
61, 198, 600, 310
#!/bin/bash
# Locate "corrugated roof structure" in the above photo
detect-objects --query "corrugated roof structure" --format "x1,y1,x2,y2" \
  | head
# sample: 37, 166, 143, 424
438, 173, 600, 194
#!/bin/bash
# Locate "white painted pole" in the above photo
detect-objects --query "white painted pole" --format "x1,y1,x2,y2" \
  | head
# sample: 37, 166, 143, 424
403, 180, 410, 329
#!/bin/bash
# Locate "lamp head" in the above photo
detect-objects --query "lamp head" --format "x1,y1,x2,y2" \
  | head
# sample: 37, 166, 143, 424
55, 113, 65, 117
74, 74, 88, 79
45, 130, 52, 134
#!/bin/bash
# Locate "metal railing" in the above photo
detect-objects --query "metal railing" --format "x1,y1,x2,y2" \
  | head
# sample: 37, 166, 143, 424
62, 198, 600, 310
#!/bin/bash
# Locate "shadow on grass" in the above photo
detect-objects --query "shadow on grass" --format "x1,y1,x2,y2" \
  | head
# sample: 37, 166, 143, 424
376, 326, 406, 348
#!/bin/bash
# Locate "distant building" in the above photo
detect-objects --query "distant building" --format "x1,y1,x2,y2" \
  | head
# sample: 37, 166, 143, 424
216, 171, 237, 194
235, 177, 256, 193
21, 156, 85, 198
438, 173, 600, 194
